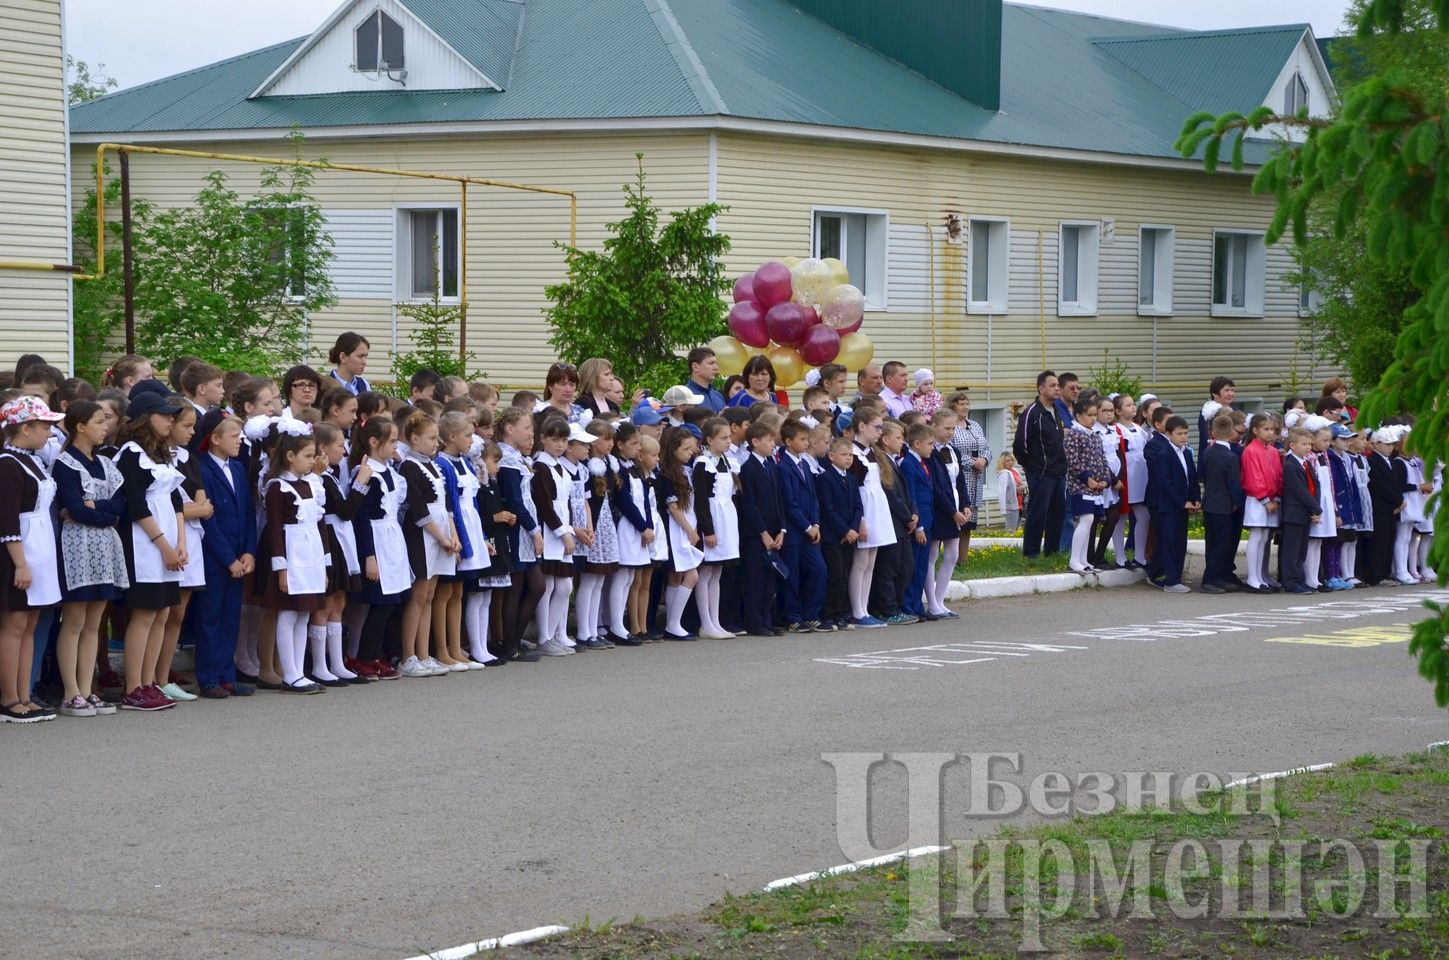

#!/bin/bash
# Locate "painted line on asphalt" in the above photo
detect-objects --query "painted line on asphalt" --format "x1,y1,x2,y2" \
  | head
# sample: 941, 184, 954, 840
763, 845, 949, 891
1223, 763, 1336, 790
1429, 740, 1449, 751
403, 924, 570, 960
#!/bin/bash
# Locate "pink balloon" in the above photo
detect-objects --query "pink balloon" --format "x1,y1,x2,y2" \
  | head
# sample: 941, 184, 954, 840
833, 314, 863, 336
765, 301, 808, 348
753, 261, 793, 308
799, 305, 820, 328
728, 301, 769, 348
732, 275, 755, 303
798, 324, 841, 367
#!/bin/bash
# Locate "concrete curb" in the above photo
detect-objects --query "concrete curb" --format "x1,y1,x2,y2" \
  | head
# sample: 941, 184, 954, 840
945, 566, 1145, 601
970, 536, 1244, 557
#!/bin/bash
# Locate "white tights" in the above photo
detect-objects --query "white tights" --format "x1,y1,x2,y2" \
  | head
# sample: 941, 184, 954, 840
576, 573, 605, 642
464, 591, 495, 662
1069, 514, 1095, 572
274, 610, 308, 685
608, 570, 633, 638
849, 547, 878, 620
550, 576, 574, 644
1341, 540, 1358, 583
1418, 533, 1436, 580
1245, 527, 1273, 588
924, 540, 959, 616
1393, 522, 1415, 581
1111, 504, 1150, 566
695, 565, 723, 635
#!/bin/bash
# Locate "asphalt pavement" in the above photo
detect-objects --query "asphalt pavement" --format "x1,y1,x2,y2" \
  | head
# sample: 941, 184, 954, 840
3, 580, 1446, 960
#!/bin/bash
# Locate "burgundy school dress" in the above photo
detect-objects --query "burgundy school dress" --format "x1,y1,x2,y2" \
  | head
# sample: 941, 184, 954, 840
258, 474, 329, 613
316, 467, 366, 594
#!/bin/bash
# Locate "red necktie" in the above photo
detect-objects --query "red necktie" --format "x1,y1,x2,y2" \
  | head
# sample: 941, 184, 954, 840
1304, 459, 1316, 498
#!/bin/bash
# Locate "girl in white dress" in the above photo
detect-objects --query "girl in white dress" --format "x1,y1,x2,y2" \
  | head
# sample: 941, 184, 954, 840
658, 426, 703, 640
847, 408, 893, 627
691, 417, 739, 640
155, 406, 212, 703
1305, 420, 1339, 589
1394, 431, 1428, 583
579, 421, 621, 649
398, 412, 461, 676
434, 412, 493, 668
529, 417, 578, 656
609, 427, 656, 644
1109, 395, 1151, 569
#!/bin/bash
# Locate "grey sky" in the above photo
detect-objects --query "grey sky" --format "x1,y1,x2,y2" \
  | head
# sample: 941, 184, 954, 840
66, 0, 1354, 91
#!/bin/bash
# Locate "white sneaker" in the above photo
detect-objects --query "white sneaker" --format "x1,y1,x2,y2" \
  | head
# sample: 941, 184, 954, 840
399, 656, 432, 678
1162, 583, 1191, 593
159, 682, 198, 702
419, 657, 449, 676
538, 640, 573, 657
464, 659, 488, 670
447, 660, 470, 673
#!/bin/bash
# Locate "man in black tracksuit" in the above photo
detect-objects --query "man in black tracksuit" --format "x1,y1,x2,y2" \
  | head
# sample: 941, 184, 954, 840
1012, 370, 1066, 558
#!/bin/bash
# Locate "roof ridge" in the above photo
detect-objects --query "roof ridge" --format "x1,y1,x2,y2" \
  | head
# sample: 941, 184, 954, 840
1093, 23, 1310, 45
640, 0, 727, 116
73, 36, 306, 111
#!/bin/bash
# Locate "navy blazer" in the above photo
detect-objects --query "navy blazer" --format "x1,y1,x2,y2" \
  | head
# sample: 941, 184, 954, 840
738, 454, 785, 539
198, 453, 256, 570
1199, 442, 1243, 515
929, 446, 972, 541
1367, 451, 1403, 516
1279, 453, 1321, 526
1146, 443, 1200, 513
814, 465, 863, 544
778, 451, 821, 545
1142, 431, 1170, 506
898, 451, 936, 538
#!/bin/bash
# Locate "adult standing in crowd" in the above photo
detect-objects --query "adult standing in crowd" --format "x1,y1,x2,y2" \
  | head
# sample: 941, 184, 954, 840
685, 347, 726, 413
577, 358, 622, 418
327, 333, 371, 395
539, 361, 588, 424
945, 391, 992, 548
854, 364, 883, 405
1013, 370, 1066, 558
878, 362, 912, 418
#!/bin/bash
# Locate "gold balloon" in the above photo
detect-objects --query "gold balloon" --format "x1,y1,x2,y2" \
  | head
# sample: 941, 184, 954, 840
780, 256, 802, 271
790, 257, 835, 309
835, 331, 875, 372
708, 334, 750, 377
823, 256, 850, 286
767, 344, 806, 388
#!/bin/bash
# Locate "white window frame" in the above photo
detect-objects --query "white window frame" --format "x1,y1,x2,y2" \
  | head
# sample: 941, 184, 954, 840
1285, 70, 1308, 115
395, 203, 461, 303
1057, 220, 1100, 317
1137, 224, 1175, 317
1298, 278, 1323, 317
811, 206, 889, 311
966, 216, 1009, 314
247, 203, 309, 303
1211, 229, 1266, 318
355, 8, 405, 73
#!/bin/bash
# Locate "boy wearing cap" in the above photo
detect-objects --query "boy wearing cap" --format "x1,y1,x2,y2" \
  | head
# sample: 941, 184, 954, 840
1364, 427, 1405, 586
630, 398, 667, 441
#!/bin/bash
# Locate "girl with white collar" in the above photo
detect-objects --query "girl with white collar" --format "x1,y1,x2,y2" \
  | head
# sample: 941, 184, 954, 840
350, 416, 410, 681
259, 423, 328, 694
528, 416, 578, 656
1107, 394, 1151, 570
397, 412, 461, 677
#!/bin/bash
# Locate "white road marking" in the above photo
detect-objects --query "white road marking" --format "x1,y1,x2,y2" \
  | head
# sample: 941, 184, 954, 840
814, 641, 1087, 670
1429, 740, 1449, 751
763, 845, 949, 891
402, 924, 570, 960
1223, 763, 1336, 789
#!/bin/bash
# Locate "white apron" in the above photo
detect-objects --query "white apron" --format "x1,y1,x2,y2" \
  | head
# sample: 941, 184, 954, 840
1309, 458, 1338, 539
1243, 495, 1281, 529
615, 469, 654, 567
1400, 458, 1427, 526
1415, 462, 1440, 534
321, 473, 361, 576
450, 456, 490, 574
370, 465, 414, 596
174, 449, 207, 590
271, 477, 328, 596
120, 443, 185, 586
855, 444, 897, 549
536, 456, 574, 563
6, 453, 61, 607
664, 473, 704, 573
410, 458, 457, 579
648, 473, 670, 564
1115, 424, 1149, 506
698, 454, 740, 562
1094, 426, 1121, 510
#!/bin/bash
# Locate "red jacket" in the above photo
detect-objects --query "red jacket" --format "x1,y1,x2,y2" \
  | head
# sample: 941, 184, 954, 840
1240, 439, 1283, 499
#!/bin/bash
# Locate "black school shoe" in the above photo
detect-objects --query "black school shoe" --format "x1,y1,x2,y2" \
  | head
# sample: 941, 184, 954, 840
608, 632, 644, 647
512, 650, 542, 663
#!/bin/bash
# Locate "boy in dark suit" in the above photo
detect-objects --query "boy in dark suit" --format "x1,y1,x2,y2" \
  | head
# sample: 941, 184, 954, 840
868, 421, 918, 624
1199, 413, 1244, 593
737, 421, 786, 636
815, 437, 863, 630
777, 420, 827, 631
1141, 405, 1175, 583
1278, 426, 1323, 593
897, 423, 937, 620
1146, 415, 1200, 592
195, 411, 257, 698
1364, 427, 1405, 585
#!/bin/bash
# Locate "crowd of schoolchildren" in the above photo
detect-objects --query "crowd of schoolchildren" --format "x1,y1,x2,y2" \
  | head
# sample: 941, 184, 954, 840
0, 340, 1435, 724
1011, 371, 1441, 597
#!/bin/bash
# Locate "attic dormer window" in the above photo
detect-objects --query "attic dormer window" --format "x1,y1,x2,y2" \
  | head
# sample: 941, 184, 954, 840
1285, 71, 1308, 115
356, 10, 404, 72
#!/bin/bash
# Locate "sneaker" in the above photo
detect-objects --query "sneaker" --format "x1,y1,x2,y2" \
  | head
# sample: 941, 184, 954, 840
160, 682, 198, 702
371, 660, 400, 680
445, 660, 471, 673
145, 685, 176, 706
59, 696, 97, 718
836, 619, 855, 631
1163, 583, 1192, 593
849, 616, 886, 629
120, 687, 174, 712
785, 622, 805, 633
86, 694, 117, 715
885, 613, 914, 625
810, 621, 836, 633
538, 640, 573, 657
421, 657, 450, 676
0, 702, 54, 723
399, 657, 433, 678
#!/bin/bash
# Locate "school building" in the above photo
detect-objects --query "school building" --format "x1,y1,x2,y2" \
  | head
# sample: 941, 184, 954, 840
66, 0, 1338, 456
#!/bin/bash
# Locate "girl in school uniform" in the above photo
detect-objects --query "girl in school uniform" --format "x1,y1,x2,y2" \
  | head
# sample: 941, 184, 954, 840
474, 441, 514, 662
493, 407, 544, 663
156, 404, 211, 703
1063, 398, 1112, 574
1346, 431, 1374, 584
308, 422, 367, 684
114, 390, 188, 712
1393, 431, 1429, 584
0, 397, 67, 723
397, 412, 461, 677
1088, 397, 1123, 569
435, 412, 494, 667
658, 425, 704, 641
259, 423, 328, 694
1108, 394, 1150, 569
53, 400, 128, 717
847, 404, 893, 628
924, 409, 972, 619
1304, 418, 1339, 590
1240, 413, 1284, 592
1326, 426, 1363, 591
609, 426, 654, 646
528, 416, 578, 656
1414, 461, 1441, 581
691, 417, 739, 640
578, 420, 621, 649
350, 416, 409, 681
556, 425, 595, 648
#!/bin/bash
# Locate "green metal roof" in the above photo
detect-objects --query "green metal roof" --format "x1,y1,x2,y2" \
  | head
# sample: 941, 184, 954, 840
70, 0, 1313, 164
1092, 24, 1309, 116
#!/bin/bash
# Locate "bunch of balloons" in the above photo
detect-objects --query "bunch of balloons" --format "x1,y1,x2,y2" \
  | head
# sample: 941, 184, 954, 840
707, 257, 876, 388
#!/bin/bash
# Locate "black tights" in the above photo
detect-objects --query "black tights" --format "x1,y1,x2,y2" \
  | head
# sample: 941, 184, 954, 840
358, 603, 394, 662
491, 565, 544, 660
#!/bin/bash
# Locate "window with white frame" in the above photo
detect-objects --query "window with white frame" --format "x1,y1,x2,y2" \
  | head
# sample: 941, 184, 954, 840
397, 207, 460, 301
249, 205, 309, 301
1137, 226, 1174, 315
1284, 70, 1308, 115
1299, 277, 1322, 316
967, 217, 1009, 314
1057, 221, 1099, 316
1211, 230, 1266, 316
812, 209, 888, 308
356, 10, 405, 72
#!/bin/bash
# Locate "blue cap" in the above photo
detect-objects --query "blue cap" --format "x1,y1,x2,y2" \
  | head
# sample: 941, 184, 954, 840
126, 390, 185, 420
630, 399, 666, 427
1330, 423, 1356, 439
679, 422, 702, 440
128, 378, 170, 400
835, 410, 855, 434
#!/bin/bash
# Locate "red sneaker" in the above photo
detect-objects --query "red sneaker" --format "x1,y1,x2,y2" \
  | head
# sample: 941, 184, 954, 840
120, 687, 174, 712
353, 661, 379, 681
372, 659, 399, 680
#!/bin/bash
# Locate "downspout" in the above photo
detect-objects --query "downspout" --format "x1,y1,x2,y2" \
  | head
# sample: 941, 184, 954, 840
926, 221, 937, 372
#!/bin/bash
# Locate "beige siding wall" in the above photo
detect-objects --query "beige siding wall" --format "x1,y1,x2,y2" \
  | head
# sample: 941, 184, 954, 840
715, 132, 1326, 409
70, 131, 709, 386
2, 0, 72, 369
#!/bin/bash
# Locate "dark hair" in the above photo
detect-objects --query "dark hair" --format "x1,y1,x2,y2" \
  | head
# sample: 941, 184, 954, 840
409, 368, 442, 394
356, 390, 388, 422
536, 415, 570, 441
268, 432, 317, 481
899, 410, 925, 428
723, 407, 751, 427
21, 363, 63, 390
779, 419, 808, 442
414, 397, 443, 418
1248, 412, 1277, 435
442, 396, 476, 415
1036, 370, 1057, 389
321, 386, 357, 420
818, 362, 847, 383
612, 421, 639, 449
281, 365, 322, 407
104, 354, 150, 388
13, 353, 45, 382
723, 375, 745, 398
51, 377, 97, 412
744, 421, 776, 445
62, 399, 105, 438
1314, 396, 1344, 415
118, 410, 174, 464
1209, 376, 1236, 398
543, 362, 579, 402
682, 405, 712, 427
659, 426, 696, 514
231, 377, 274, 416
1150, 405, 1174, 427
699, 416, 727, 442
1163, 415, 1189, 434
222, 369, 251, 400
1282, 396, 1305, 413
328, 332, 370, 366
802, 385, 828, 407
906, 421, 934, 446
314, 421, 343, 451
1058, 372, 1079, 387
433, 376, 467, 404
741, 355, 777, 394
350, 415, 396, 470
1072, 395, 1097, 417
686, 347, 715, 371
165, 356, 199, 391
511, 389, 538, 409
1211, 413, 1237, 439
180, 361, 223, 396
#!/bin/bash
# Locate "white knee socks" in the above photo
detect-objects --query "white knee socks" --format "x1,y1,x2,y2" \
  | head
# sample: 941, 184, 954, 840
608, 571, 632, 638
325, 621, 355, 680
928, 539, 959, 615
465, 591, 496, 662
664, 583, 692, 636
849, 547, 877, 620
308, 624, 337, 681
1069, 514, 1094, 572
